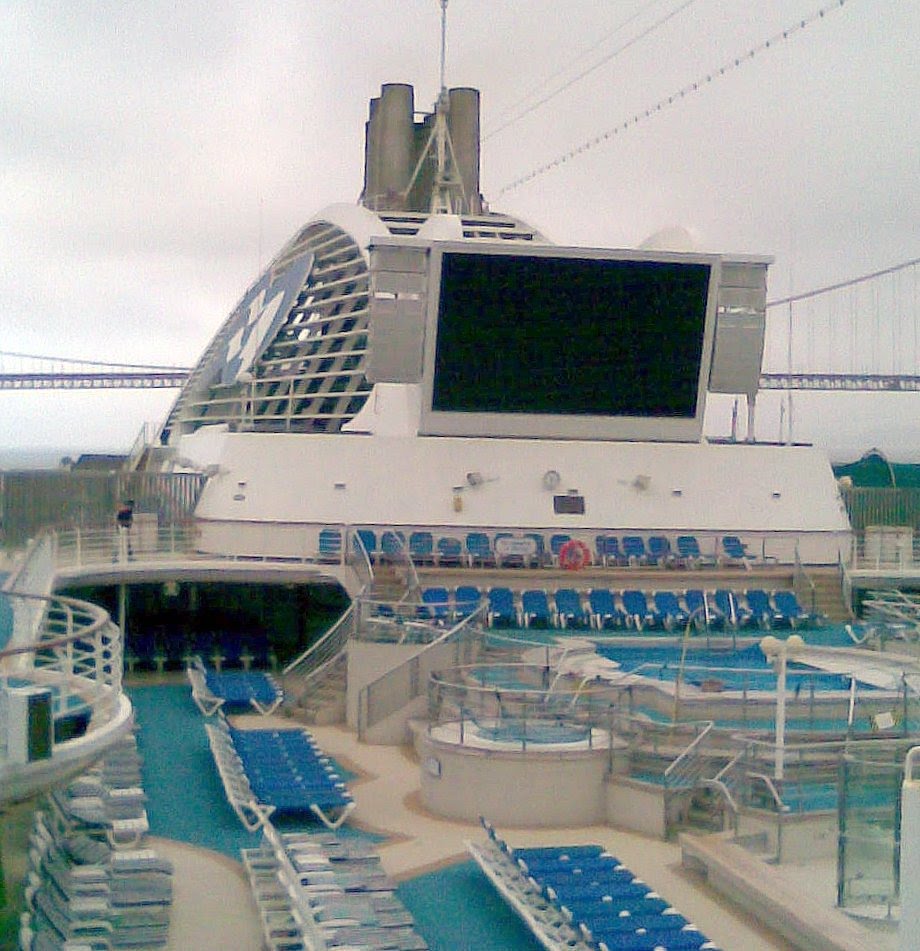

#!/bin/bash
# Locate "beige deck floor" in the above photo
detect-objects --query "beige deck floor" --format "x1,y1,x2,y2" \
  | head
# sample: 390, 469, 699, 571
163, 713, 899, 951
305, 720, 793, 951
152, 838, 263, 951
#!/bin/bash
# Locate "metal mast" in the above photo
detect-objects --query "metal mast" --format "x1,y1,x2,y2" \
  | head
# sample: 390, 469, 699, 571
402, 0, 468, 214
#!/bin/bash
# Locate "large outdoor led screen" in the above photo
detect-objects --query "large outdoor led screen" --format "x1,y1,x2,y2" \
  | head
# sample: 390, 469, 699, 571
421, 246, 718, 441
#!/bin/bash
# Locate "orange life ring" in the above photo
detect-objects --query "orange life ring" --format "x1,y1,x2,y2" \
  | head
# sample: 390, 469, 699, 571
559, 539, 590, 571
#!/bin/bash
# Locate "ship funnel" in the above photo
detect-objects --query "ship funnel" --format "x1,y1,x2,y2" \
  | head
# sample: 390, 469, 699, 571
361, 83, 482, 215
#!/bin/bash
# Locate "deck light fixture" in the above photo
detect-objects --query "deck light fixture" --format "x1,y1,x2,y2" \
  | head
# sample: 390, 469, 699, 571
760, 634, 806, 780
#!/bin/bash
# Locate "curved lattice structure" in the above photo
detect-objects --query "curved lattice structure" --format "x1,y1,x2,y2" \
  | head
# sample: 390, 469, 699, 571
164, 209, 542, 440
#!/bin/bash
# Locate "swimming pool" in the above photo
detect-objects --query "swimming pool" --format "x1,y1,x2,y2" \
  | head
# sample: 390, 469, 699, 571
595, 643, 877, 692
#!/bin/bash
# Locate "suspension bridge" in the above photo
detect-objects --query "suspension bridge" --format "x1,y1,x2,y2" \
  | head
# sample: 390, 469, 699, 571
1, 256, 918, 393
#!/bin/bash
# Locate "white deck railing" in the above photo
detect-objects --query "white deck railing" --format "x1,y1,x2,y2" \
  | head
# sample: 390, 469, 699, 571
0, 587, 133, 802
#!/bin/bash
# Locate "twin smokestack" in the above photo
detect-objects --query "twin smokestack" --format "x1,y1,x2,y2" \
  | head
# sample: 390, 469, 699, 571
362, 83, 482, 215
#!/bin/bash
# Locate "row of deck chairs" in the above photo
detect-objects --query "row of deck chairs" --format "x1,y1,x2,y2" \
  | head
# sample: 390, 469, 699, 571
19, 733, 174, 951
471, 819, 718, 951
187, 655, 284, 716
204, 714, 355, 831
125, 626, 272, 673
326, 528, 764, 569
420, 585, 812, 631
243, 828, 428, 950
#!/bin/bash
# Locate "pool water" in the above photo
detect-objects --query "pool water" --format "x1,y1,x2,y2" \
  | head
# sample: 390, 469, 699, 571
596, 643, 874, 692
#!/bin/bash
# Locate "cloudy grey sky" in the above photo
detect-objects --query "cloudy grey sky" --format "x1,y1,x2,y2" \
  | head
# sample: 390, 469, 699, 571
1, 0, 918, 461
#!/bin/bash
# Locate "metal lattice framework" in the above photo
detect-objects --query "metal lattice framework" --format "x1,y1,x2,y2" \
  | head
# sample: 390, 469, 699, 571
164, 211, 543, 438
169, 219, 372, 435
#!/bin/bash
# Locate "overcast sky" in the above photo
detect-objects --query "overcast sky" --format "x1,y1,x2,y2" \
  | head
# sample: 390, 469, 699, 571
1, 0, 918, 461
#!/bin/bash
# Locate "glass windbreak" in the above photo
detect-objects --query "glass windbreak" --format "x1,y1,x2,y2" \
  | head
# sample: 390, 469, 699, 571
837, 745, 906, 912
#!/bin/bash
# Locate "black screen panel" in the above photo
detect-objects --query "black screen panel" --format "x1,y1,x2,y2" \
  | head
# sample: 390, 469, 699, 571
431, 253, 711, 418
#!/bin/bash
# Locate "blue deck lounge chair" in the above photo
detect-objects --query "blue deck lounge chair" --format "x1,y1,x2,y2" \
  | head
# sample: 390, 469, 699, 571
773, 589, 809, 627
554, 589, 589, 629
549, 534, 572, 566
419, 587, 451, 623
355, 529, 377, 562
684, 589, 722, 628
621, 590, 662, 630
436, 536, 463, 566
652, 591, 689, 629
408, 531, 434, 564
745, 589, 782, 628
380, 530, 405, 561
228, 725, 354, 829
487, 587, 517, 627
622, 536, 648, 565
589, 589, 625, 630
722, 534, 755, 569
595, 535, 617, 566
521, 590, 552, 627
525, 532, 547, 567
190, 659, 283, 715
647, 536, 675, 567
454, 585, 482, 618
714, 589, 752, 628
318, 528, 342, 563
465, 531, 494, 566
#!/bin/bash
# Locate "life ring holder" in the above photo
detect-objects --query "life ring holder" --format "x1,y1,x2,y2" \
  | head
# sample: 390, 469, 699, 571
559, 539, 591, 571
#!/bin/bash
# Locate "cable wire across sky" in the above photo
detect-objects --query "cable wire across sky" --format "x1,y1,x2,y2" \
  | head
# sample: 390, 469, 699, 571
483, 0, 697, 142
497, 0, 851, 196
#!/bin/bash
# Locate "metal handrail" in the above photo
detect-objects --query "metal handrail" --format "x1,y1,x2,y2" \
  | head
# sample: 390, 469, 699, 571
793, 543, 818, 616
698, 777, 741, 832
358, 606, 487, 738
663, 720, 715, 789
283, 602, 356, 678
747, 771, 790, 813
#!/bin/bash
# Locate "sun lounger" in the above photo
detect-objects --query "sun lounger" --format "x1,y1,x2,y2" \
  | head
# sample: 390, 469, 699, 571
745, 589, 781, 629
521, 590, 552, 627
647, 536, 675, 567
652, 591, 689, 630
589, 589, 626, 630
187, 655, 284, 715
773, 589, 809, 627
596, 535, 625, 567
714, 589, 752, 628
721, 534, 755, 569
621, 590, 662, 631
487, 588, 516, 627
554, 589, 589, 629
408, 531, 434, 564
418, 587, 451, 623
454, 586, 481, 619
622, 536, 649, 566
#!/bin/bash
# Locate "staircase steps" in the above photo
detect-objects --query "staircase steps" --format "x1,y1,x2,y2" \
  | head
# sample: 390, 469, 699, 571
804, 568, 852, 621
288, 653, 347, 725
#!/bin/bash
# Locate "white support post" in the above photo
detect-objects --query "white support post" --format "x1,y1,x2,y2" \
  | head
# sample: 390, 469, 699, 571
900, 747, 920, 951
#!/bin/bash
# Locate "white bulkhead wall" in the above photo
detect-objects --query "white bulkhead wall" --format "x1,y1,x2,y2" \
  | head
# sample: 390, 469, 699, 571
190, 429, 851, 562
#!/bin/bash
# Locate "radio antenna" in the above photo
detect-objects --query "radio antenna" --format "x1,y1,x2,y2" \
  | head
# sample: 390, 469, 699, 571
439, 0, 448, 91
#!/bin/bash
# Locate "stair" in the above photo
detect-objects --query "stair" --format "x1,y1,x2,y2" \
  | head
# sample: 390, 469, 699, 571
799, 568, 852, 622
288, 654, 347, 725
368, 562, 411, 602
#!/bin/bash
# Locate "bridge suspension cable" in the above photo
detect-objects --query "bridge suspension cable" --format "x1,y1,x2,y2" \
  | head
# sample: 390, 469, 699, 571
766, 256, 920, 308
0, 350, 191, 391
761, 256, 920, 391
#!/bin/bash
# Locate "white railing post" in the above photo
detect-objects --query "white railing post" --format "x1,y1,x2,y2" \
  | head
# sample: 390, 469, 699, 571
900, 747, 920, 951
